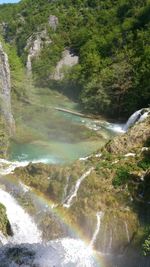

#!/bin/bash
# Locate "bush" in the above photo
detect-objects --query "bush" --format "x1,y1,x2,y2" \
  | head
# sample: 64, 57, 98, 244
143, 232, 150, 256
113, 166, 131, 187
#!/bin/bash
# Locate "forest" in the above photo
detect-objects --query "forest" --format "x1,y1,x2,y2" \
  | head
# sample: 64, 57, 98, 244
0, 0, 149, 118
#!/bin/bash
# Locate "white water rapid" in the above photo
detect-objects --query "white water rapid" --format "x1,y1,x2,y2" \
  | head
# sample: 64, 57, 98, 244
90, 212, 104, 248
105, 108, 150, 133
0, 238, 99, 267
0, 189, 42, 244
0, 158, 51, 176
63, 167, 94, 208
104, 122, 125, 133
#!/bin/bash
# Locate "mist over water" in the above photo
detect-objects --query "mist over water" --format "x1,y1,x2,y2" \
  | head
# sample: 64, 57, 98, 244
10, 85, 117, 163
1, 84, 148, 266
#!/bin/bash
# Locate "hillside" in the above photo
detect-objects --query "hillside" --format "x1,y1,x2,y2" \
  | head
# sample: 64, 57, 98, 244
0, 0, 149, 118
12, 114, 150, 262
0, 1, 149, 266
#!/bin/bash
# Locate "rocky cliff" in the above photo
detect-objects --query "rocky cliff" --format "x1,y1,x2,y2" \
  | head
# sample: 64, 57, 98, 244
0, 42, 15, 135
12, 114, 150, 259
0, 203, 12, 239
0, 42, 15, 157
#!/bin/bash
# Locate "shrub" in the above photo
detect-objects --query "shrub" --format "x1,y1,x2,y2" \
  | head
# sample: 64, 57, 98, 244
113, 166, 131, 187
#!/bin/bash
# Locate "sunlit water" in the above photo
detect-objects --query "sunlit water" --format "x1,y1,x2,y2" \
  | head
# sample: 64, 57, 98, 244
0, 180, 100, 267
10, 85, 120, 163
0, 85, 132, 266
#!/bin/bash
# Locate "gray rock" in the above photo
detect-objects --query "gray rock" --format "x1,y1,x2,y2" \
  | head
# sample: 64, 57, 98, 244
48, 15, 58, 31
52, 49, 79, 80
25, 31, 52, 73
0, 43, 15, 135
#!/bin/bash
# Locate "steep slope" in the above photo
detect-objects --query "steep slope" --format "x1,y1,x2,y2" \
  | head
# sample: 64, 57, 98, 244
12, 114, 150, 259
0, 41, 15, 157
0, 42, 15, 134
0, 0, 149, 118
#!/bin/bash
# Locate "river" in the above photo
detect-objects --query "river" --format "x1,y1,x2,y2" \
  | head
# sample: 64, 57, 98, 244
10, 84, 123, 164
1, 85, 142, 267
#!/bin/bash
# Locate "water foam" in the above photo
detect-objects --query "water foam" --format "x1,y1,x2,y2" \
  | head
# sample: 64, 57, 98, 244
0, 158, 51, 176
63, 167, 94, 208
0, 189, 42, 244
90, 212, 104, 248
34, 238, 98, 266
0, 238, 99, 267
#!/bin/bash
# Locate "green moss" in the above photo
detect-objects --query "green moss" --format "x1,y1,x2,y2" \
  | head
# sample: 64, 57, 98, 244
0, 115, 9, 158
0, 203, 12, 236
138, 150, 150, 170
113, 166, 132, 187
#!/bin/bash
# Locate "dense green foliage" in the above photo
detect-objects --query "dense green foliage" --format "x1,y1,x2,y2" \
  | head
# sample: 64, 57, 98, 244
143, 232, 150, 256
113, 166, 131, 187
0, 0, 150, 117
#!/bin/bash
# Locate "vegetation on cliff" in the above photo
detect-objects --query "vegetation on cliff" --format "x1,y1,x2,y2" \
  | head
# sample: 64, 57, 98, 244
0, 115, 9, 158
0, 202, 12, 237
0, 0, 149, 261
0, 0, 149, 118
12, 117, 150, 254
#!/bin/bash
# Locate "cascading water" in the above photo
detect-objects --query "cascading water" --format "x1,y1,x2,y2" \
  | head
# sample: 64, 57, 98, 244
0, 238, 99, 267
123, 108, 150, 131
62, 175, 70, 204
108, 229, 113, 253
0, 105, 149, 266
0, 158, 52, 176
0, 159, 29, 175
90, 212, 104, 248
104, 108, 150, 133
0, 189, 42, 244
63, 167, 94, 208
0, 187, 100, 266
124, 222, 130, 243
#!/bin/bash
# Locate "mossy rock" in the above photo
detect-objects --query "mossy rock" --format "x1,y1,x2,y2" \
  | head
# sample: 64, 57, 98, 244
0, 115, 9, 158
0, 203, 13, 237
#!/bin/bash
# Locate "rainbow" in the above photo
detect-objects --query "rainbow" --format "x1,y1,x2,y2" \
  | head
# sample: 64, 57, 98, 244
1, 174, 106, 267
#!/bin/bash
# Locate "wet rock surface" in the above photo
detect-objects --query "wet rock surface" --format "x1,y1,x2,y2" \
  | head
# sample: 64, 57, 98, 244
11, 116, 150, 255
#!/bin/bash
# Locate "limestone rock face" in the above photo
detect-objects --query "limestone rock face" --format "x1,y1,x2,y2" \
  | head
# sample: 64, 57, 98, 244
52, 49, 79, 80
0, 42, 15, 135
25, 31, 52, 73
48, 15, 58, 31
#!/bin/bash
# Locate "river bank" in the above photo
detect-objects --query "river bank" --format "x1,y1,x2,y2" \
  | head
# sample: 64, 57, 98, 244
0, 109, 149, 266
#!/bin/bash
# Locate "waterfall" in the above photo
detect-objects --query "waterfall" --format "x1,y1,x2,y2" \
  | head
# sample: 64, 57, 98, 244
90, 212, 104, 248
62, 175, 70, 204
0, 232, 8, 245
0, 158, 52, 176
108, 229, 113, 252
26, 54, 32, 73
124, 222, 130, 243
123, 108, 150, 131
63, 167, 94, 208
104, 122, 125, 133
0, 158, 30, 175
138, 110, 149, 122
0, 189, 42, 244
19, 181, 30, 193
0, 238, 99, 267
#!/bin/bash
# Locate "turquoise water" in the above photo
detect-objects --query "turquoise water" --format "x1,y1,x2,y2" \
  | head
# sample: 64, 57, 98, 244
10, 85, 113, 163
